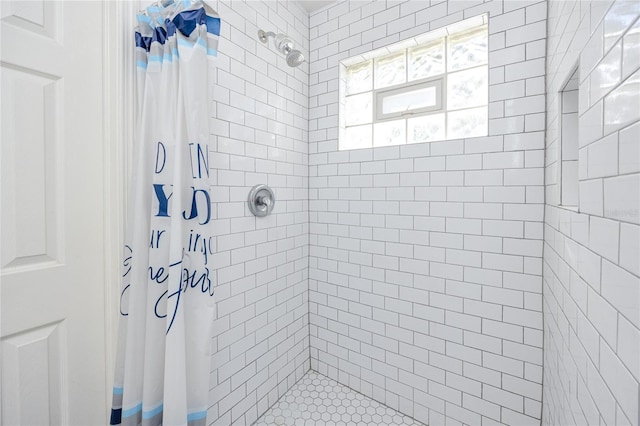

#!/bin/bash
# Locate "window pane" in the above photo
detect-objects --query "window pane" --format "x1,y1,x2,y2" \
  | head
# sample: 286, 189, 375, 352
408, 114, 445, 143
448, 26, 488, 71
374, 120, 406, 147
447, 107, 488, 139
343, 125, 372, 150
409, 39, 444, 81
447, 67, 488, 110
375, 52, 406, 89
345, 93, 373, 125
346, 61, 372, 95
382, 85, 437, 115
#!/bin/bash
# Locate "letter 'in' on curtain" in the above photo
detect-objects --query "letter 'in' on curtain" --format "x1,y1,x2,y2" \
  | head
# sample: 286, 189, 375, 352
110, 1, 221, 425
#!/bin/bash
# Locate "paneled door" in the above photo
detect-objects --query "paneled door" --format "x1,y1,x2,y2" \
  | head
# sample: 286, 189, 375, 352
1, 1, 108, 424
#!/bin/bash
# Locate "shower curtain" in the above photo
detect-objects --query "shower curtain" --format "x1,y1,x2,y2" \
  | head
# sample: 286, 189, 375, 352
110, 1, 220, 425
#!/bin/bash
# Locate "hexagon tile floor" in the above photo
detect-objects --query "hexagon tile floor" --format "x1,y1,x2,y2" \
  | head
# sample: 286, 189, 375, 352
254, 370, 425, 426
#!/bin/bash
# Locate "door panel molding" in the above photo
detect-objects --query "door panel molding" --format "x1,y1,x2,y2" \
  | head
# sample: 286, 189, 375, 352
1, 321, 68, 425
1, 63, 63, 271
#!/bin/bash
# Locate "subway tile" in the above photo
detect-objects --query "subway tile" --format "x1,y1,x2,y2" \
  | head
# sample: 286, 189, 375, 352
483, 219, 524, 237
482, 252, 524, 272
579, 100, 604, 147
617, 315, 640, 382
465, 170, 504, 186
619, 223, 640, 276
483, 151, 525, 169
604, 70, 640, 134
619, 122, 640, 174
590, 40, 622, 103
601, 259, 640, 328
622, 18, 640, 78
483, 384, 524, 412
587, 287, 618, 349
587, 132, 619, 178
579, 178, 604, 216
504, 58, 546, 81
604, 173, 640, 224
603, 0, 640, 51
599, 340, 640, 423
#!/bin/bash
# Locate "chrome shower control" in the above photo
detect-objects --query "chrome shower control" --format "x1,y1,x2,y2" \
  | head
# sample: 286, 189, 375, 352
248, 184, 275, 217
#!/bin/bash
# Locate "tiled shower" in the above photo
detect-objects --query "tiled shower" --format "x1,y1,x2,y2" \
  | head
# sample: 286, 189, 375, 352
205, 1, 639, 425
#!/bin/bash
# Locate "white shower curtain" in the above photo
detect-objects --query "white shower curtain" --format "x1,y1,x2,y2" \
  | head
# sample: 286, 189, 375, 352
111, 1, 220, 425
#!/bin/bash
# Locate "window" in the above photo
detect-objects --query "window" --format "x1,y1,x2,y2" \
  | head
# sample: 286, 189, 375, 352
339, 15, 488, 150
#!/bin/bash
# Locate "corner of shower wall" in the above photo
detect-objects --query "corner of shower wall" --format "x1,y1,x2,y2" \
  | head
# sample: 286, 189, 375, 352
205, 0, 311, 424
308, 1, 547, 425
543, 1, 640, 425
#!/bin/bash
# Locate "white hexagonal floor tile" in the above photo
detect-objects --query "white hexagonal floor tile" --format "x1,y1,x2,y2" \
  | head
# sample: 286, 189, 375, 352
254, 371, 425, 426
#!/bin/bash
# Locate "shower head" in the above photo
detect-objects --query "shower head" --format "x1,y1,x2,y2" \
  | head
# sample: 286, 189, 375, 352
258, 29, 305, 67
286, 50, 305, 67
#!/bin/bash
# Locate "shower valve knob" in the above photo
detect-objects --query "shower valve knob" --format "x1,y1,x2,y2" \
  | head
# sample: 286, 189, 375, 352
248, 184, 275, 217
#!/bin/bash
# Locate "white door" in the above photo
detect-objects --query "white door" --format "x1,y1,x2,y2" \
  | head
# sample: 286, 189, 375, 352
1, 1, 108, 424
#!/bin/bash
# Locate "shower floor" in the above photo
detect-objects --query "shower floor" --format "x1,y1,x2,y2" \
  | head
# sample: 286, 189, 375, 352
255, 371, 425, 426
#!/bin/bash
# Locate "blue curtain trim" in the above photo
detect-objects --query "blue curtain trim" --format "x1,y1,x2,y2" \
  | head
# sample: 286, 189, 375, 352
206, 15, 220, 36
109, 406, 207, 425
151, 25, 167, 45
135, 7, 220, 52
122, 403, 143, 418
172, 8, 203, 38
187, 411, 207, 421
143, 404, 164, 419
135, 32, 153, 51
110, 408, 122, 425
166, 18, 177, 38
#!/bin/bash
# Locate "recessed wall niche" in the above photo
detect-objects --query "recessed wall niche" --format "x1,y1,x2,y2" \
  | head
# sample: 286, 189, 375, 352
559, 66, 579, 207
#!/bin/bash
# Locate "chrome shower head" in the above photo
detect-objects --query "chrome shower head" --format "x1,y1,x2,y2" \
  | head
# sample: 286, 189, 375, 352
286, 50, 305, 67
258, 29, 305, 68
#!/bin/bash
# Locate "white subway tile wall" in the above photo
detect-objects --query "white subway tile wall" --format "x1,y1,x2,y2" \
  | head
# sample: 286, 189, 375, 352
309, 1, 547, 425
206, 1, 310, 424
200, 1, 640, 424
544, 1, 640, 426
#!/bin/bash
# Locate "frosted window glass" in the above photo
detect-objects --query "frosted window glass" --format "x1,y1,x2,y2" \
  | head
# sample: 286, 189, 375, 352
338, 16, 489, 150
343, 125, 372, 150
447, 107, 487, 139
409, 114, 445, 143
448, 26, 488, 71
345, 93, 373, 125
382, 86, 437, 115
375, 52, 406, 89
346, 61, 372, 95
409, 39, 444, 81
447, 67, 488, 110
374, 120, 406, 147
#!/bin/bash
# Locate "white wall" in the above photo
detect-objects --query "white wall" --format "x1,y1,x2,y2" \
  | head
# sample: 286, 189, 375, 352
205, 1, 310, 424
543, 1, 640, 425
308, 1, 547, 425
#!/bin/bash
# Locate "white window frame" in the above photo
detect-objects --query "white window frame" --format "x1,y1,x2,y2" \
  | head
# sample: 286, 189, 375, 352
375, 77, 444, 121
339, 14, 489, 150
